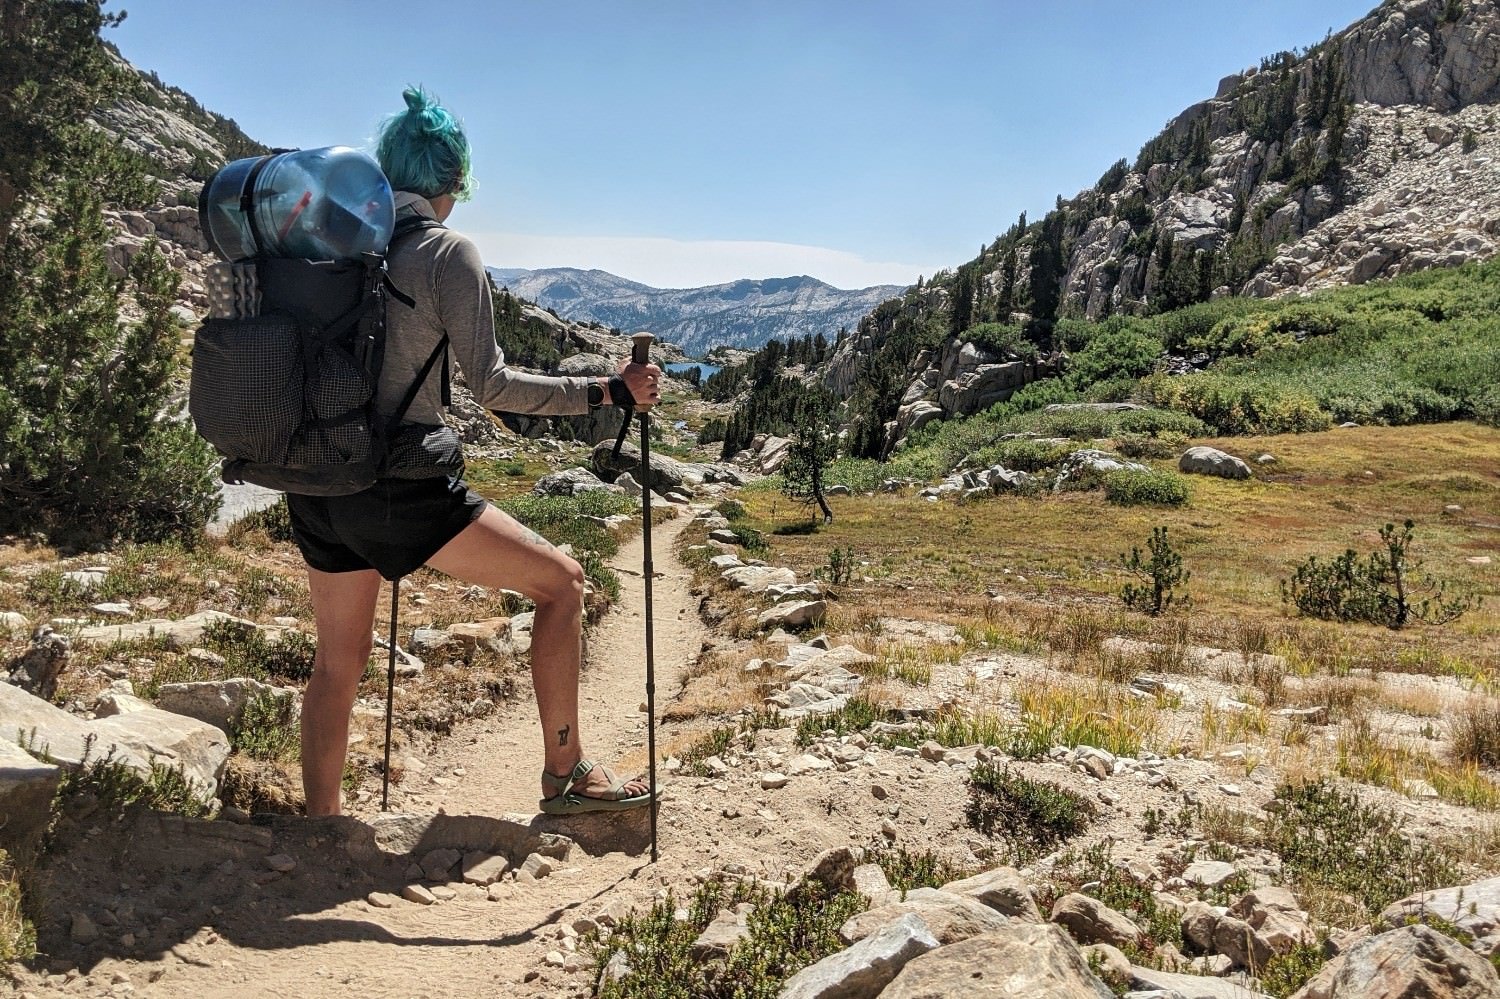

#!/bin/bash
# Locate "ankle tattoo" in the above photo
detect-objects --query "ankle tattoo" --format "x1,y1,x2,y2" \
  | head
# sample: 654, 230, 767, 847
557, 724, 571, 746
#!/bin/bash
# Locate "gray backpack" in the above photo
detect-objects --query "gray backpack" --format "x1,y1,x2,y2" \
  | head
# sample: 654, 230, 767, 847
189, 215, 447, 495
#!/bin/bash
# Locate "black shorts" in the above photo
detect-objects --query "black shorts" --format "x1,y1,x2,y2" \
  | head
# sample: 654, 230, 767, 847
286, 476, 487, 581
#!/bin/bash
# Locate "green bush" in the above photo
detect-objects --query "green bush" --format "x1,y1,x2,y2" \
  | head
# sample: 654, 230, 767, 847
965, 763, 1095, 861
869, 846, 974, 893
591, 874, 866, 998
1266, 780, 1459, 917
1104, 469, 1190, 507
1281, 520, 1480, 628
1120, 526, 1191, 615
963, 322, 1039, 362
1066, 319, 1164, 386
1115, 431, 1187, 459
229, 691, 300, 762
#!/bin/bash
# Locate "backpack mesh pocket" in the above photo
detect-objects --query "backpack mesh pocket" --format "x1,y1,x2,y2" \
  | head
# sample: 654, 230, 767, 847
190, 316, 303, 464
284, 345, 375, 468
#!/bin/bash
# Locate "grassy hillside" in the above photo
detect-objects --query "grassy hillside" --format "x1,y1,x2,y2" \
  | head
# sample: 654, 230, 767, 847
845, 260, 1500, 482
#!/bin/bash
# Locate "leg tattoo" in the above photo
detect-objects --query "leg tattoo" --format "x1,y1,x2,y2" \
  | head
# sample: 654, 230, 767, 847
558, 724, 571, 746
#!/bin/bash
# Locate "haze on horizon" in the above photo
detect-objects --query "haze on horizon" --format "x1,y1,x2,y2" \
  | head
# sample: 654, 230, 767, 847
110, 1, 1376, 289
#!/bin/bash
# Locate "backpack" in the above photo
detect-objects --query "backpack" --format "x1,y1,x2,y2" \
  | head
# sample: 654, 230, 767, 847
189, 214, 448, 496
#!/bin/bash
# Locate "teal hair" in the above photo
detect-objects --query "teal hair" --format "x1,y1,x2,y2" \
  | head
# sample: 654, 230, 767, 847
376, 86, 474, 202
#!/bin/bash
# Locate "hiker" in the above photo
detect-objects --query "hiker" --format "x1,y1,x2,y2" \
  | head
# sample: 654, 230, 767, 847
290, 86, 660, 817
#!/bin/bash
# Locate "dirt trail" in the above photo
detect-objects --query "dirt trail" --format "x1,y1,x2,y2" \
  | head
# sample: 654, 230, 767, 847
422, 510, 703, 817
19, 511, 708, 999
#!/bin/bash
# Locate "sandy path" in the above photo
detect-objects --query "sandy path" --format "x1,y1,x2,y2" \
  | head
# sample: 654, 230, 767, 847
20, 510, 708, 999
423, 509, 702, 816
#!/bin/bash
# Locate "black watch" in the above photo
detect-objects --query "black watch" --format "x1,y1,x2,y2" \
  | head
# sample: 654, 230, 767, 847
587, 382, 606, 409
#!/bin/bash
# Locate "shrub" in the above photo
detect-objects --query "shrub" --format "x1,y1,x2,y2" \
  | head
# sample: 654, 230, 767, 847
53, 740, 213, 823
870, 846, 973, 893
590, 874, 866, 998
229, 691, 300, 762
224, 498, 293, 544
1121, 526, 1191, 615
1115, 431, 1187, 460
1104, 469, 1190, 507
1451, 697, 1500, 768
794, 694, 893, 747
965, 763, 1094, 861
1266, 780, 1459, 917
1281, 520, 1480, 628
1066, 319, 1163, 386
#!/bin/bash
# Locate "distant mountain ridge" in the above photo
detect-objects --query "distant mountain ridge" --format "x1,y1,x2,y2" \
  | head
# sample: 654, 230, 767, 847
486, 266, 902, 355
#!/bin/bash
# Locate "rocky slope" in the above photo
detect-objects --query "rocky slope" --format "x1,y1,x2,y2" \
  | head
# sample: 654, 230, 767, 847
488, 266, 902, 356
809, 0, 1500, 453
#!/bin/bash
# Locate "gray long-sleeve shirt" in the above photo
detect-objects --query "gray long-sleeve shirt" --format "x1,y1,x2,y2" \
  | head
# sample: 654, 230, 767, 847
378, 193, 593, 423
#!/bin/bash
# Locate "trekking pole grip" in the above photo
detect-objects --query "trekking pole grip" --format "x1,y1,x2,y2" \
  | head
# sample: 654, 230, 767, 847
631, 331, 654, 366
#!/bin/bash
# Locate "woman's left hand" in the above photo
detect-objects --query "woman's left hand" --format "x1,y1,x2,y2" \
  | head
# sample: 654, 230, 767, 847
618, 361, 662, 410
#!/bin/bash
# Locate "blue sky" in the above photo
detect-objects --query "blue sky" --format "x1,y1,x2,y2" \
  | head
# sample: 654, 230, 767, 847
110, 1, 1377, 289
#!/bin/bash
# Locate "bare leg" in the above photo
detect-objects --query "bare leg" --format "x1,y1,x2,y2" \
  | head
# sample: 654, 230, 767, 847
426, 505, 647, 800
301, 566, 381, 815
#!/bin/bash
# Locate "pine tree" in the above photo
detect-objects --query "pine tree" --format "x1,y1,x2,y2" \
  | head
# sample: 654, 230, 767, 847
781, 387, 839, 524
0, 0, 219, 545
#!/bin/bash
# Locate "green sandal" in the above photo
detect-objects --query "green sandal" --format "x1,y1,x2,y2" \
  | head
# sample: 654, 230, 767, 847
540, 759, 654, 815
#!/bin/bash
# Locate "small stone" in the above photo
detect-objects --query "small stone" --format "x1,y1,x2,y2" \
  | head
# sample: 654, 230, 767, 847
461, 852, 509, 886
760, 772, 790, 790
871, 784, 890, 800
1444, 504, 1464, 514
419, 847, 462, 882
1219, 783, 1242, 796
366, 892, 399, 908
486, 884, 506, 902
264, 854, 297, 873
544, 950, 565, 967
70, 912, 99, 944
401, 885, 437, 905
521, 853, 554, 880
881, 819, 898, 840
430, 886, 457, 902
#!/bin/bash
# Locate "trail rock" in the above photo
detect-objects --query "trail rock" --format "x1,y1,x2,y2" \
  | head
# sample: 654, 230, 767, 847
779, 912, 939, 999
839, 888, 1011, 946
154, 678, 297, 732
1290, 924, 1500, 999
71, 610, 257, 649
533, 467, 616, 497
1182, 860, 1238, 889
1052, 892, 1145, 949
1130, 966, 1271, 998
692, 905, 754, 961
1377, 875, 1500, 958
462, 852, 509, 886
878, 922, 1114, 998
1213, 914, 1273, 971
0, 736, 62, 854
0, 681, 152, 774
758, 600, 827, 631
402, 884, 437, 905
591, 439, 694, 492
1180, 900, 1222, 952
419, 848, 462, 881
1179, 447, 1252, 480
942, 866, 1043, 922
89, 706, 230, 796
723, 566, 798, 593
6, 627, 70, 700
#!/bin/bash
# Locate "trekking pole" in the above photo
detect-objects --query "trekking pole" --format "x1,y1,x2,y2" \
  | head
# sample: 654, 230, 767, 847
382, 576, 399, 810
632, 332, 660, 863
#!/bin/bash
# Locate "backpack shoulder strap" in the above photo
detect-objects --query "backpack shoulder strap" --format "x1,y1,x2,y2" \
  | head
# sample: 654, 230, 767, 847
384, 216, 446, 309
383, 215, 454, 430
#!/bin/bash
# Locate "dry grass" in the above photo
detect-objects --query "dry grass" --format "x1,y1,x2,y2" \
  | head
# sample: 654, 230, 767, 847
1336, 717, 1500, 810
1450, 695, 1500, 768
1016, 680, 1164, 757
